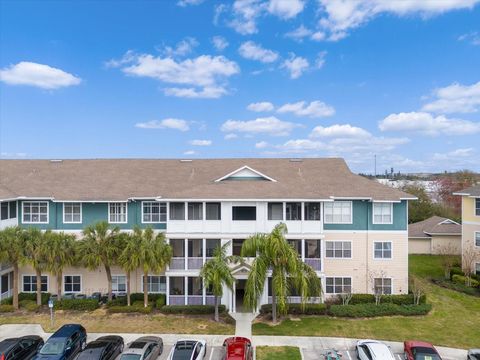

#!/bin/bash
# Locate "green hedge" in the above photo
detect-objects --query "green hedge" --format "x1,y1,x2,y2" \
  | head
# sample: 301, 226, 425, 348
450, 267, 464, 279
155, 296, 166, 309
433, 279, 480, 296
328, 303, 432, 318
0, 304, 14, 312
259, 303, 327, 315
452, 274, 480, 288
54, 299, 99, 311
1, 292, 51, 305
160, 305, 226, 314
19, 300, 40, 312
107, 294, 166, 309
108, 301, 153, 314
348, 293, 426, 305
130, 293, 165, 303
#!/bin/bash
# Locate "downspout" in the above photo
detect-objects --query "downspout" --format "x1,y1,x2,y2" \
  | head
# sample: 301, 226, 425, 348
366, 200, 370, 293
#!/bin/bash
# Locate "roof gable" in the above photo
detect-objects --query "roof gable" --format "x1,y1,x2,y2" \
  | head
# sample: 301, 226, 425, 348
214, 165, 277, 182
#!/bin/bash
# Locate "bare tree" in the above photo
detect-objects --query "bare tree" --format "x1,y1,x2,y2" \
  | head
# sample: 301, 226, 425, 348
369, 270, 387, 305
462, 245, 479, 287
340, 289, 353, 305
434, 243, 458, 279
409, 277, 426, 305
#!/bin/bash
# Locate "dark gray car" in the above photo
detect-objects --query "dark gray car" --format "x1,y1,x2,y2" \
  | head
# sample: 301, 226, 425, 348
119, 337, 163, 360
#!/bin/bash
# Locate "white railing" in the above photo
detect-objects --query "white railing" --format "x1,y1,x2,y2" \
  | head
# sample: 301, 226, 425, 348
304, 258, 322, 271
187, 257, 203, 270
267, 296, 321, 304
205, 296, 216, 305
170, 258, 186, 270
169, 295, 185, 305
187, 295, 203, 305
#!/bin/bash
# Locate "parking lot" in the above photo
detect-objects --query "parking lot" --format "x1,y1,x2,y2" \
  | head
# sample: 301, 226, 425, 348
302, 349, 405, 360
157, 344, 224, 360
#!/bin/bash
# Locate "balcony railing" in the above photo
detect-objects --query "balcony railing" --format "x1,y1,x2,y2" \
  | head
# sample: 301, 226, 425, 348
187, 295, 203, 305
169, 295, 185, 305
304, 258, 322, 271
170, 258, 186, 270
187, 257, 203, 270
205, 295, 216, 305
1, 289, 13, 300
268, 296, 321, 304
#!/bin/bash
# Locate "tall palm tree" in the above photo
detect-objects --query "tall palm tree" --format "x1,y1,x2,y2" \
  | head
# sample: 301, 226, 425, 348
118, 231, 139, 306
200, 242, 236, 322
23, 227, 48, 306
44, 231, 77, 299
0, 226, 26, 310
79, 221, 121, 301
242, 223, 321, 323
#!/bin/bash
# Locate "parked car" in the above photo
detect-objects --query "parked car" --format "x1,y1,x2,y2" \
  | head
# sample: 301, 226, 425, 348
167, 340, 207, 360
119, 336, 163, 360
33, 324, 86, 360
0, 335, 44, 360
468, 349, 480, 360
356, 340, 395, 360
404, 341, 442, 360
75, 336, 124, 360
221, 337, 253, 360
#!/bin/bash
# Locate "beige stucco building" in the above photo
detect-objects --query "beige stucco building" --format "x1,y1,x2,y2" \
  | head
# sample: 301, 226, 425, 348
408, 216, 461, 255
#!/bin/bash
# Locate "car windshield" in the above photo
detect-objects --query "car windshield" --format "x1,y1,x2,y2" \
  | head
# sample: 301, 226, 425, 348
120, 354, 141, 360
40, 339, 66, 355
413, 347, 441, 360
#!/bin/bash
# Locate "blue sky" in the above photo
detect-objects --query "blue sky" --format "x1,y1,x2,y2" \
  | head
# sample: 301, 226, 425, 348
1, 0, 479, 174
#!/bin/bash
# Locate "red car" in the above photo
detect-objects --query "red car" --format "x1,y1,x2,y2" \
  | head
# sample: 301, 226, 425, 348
404, 341, 442, 360
222, 337, 253, 360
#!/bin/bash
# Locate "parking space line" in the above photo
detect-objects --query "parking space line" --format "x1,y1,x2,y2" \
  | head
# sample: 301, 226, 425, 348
396, 355, 402, 360
209, 347, 215, 360
346, 350, 353, 360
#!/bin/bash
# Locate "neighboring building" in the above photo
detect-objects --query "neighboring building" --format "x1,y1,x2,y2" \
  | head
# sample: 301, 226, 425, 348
376, 179, 439, 202
0, 158, 415, 311
454, 184, 480, 275
408, 216, 461, 255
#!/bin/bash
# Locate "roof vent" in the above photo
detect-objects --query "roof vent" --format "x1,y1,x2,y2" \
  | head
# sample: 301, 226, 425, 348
289, 158, 303, 162
180, 159, 193, 162
50, 159, 63, 163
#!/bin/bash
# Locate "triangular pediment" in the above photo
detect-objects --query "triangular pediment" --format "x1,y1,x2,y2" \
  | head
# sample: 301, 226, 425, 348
215, 165, 277, 182
438, 219, 460, 225
230, 263, 252, 275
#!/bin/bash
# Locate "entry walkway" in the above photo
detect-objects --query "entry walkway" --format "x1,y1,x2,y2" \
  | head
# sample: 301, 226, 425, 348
229, 311, 256, 337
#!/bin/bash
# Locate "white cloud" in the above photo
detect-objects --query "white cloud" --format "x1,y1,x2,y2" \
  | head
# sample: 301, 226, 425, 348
177, 0, 204, 6
238, 41, 279, 63
433, 147, 475, 160
281, 54, 309, 79
224, 133, 239, 140
280, 139, 326, 152
221, 116, 298, 136
190, 139, 212, 146
183, 150, 197, 155
255, 141, 269, 149
247, 101, 274, 112
422, 81, 480, 114
135, 118, 190, 131
310, 124, 371, 138
163, 37, 198, 57
0, 152, 27, 158
315, 51, 327, 69
379, 111, 480, 136
267, 0, 304, 19
311, 31, 326, 41
212, 36, 229, 51
109, 52, 239, 99
277, 100, 335, 118
317, 0, 480, 41
229, 0, 265, 35
285, 25, 312, 41
458, 31, 480, 45
0, 61, 81, 89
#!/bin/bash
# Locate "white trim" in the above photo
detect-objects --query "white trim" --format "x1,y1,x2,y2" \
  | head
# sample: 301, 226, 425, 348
324, 230, 407, 234
324, 276, 352, 295
108, 202, 128, 224
373, 241, 393, 260
63, 274, 82, 293
373, 277, 393, 295
475, 198, 480, 217
475, 231, 480, 248
324, 201, 353, 224
63, 202, 83, 224
22, 201, 49, 224
214, 165, 277, 183
372, 202, 393, 225
325, 240, 353, 259
438, 218, 460, 225
141, 201, 167, 224
111, 274, 127, 293
141, 275, 167, 294
330, 196, 371, 200
372, 200, 401, 203
22, 274, 49, 293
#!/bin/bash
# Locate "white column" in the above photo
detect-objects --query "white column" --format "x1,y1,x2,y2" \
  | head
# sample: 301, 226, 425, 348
166, 238, 170, 271
232, 281, 236, 313
202, 238, 206, 264
184, 238, 188, 270
301, 239, 305, 262
166, 276, 170, 305
184, 276, 188, 305
202, 279, 206, 305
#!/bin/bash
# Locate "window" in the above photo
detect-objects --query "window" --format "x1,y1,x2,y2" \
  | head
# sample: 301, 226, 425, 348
374, 242, 392, 259
142, 202, 166, 223
112, 275, 126, 293
170, 239, 185, 257
1, 201, 16, 220
305, 239, 321, 258
143, 276, 166, 293
232, 206, 256, 220
285, 202, 301, 221
188, 202, 203, 220
326, 241, 352, 258
268, 203, 283, 220
206, 202, 221, 220
188, 239, 203, 257
23, 201, 49, 223
288, 239, 301, 257
374, 278, 392, 295
170, 277, 185, 295
373, 202, 393, 224
108, 202, 127, 223
63, 203, 82, 223
188, 277, 203, 295
304, 202, 320, 221
476, 198, 480, 216
324, 201, 352, 224
476, 263, 480, 276
206, 239, 221, 257
23, 275, 48, 292
232, 239, 244, 256
326, 277, 351, 294
169, 202, 185, 220
476, 232, 480, 247
64, 275, 81, 293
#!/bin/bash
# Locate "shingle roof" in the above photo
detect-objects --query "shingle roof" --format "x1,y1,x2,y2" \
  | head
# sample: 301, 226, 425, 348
0, 158, 414, 201
408, 216, 461, 238
454, 183, 480, 197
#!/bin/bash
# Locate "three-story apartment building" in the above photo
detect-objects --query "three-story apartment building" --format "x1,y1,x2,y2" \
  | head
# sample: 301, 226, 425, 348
0, 158, 414, 311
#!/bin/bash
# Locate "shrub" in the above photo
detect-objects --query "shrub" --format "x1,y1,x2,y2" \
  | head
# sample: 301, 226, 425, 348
328, 303, 432, 318
54, 299, 99, 311
155, 295, 166, 309
160, 305, 226, 315
433, 279, 480, 296
106, 298, 127, 308
1, 292, 51, 306
450, 267, 464, 279
452, 274, 480, 288
349, 294, 376, 304
259, 303, 327, 315
0, 297, 12, 305
107, 301, 153, 314
19, 299, 40, 312
348, 293, 425, 305
0, 304, 14, 312
130, 293, 164, 303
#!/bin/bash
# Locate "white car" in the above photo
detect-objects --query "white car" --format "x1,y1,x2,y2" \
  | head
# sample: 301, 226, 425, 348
356, 340, 395, 360
167, 339, 207, 360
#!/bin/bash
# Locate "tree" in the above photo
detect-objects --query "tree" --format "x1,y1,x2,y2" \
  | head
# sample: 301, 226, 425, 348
339, 289, 353, 306
0, 227, 26, 309
199, 242, 236, 322
242, 223, 321, 323
409, 277, 425, 305
23, 228, 48, 306
79, 221, 121, 301
436, 170, 477, 218
462, 245, 479, 287
43, 231, 77, 299
118, 231, 140, 306
401, 184, 436, 223
369, 270, 388, 305
435, 243, 458, 280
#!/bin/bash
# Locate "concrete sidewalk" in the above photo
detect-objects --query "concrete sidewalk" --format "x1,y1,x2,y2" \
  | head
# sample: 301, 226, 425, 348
0, 324, 467, 360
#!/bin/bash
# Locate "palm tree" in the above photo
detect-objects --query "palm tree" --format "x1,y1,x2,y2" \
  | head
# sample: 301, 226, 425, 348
242, 223, 321, 323
0, 226, 26, 309
118, 231, 139, 306
200, 242, 236, 322
23, 227, 49, 306
79, 221, 121, 301
43, 231, 77, 299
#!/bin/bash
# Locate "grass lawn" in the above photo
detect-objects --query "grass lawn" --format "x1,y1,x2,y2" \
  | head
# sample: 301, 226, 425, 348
253, 255, 480, 349
0, 309, 234, 334
256, 346, 301, 360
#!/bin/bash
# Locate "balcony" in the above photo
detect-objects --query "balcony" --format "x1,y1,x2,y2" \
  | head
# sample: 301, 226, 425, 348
170, 258, 186, 270
187, 257, 203, 270
304, 258, 322, 271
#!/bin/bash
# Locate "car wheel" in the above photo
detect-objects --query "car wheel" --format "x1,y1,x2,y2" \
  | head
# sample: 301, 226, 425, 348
81, 340, 86, 351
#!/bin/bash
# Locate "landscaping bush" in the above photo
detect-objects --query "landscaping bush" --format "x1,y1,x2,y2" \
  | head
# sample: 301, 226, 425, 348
19, 299, 40, 312
155, 295, 166, 309
0, 297, 12, 305
1, 292, 51, 306
160, 305, 226, 315
433, 279, 480, 296
349, 294, 375, 304
106, 298, 127, 307
130, 293, 164, 303
452, 274, 480, 288
328, 303, 432, 318
108, 301, 153, 314
54, 299, 99, 311
450, 267, 464, 279
259, 303, 327, 315
0, 304, 14, 312
349, 293, 425, 305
